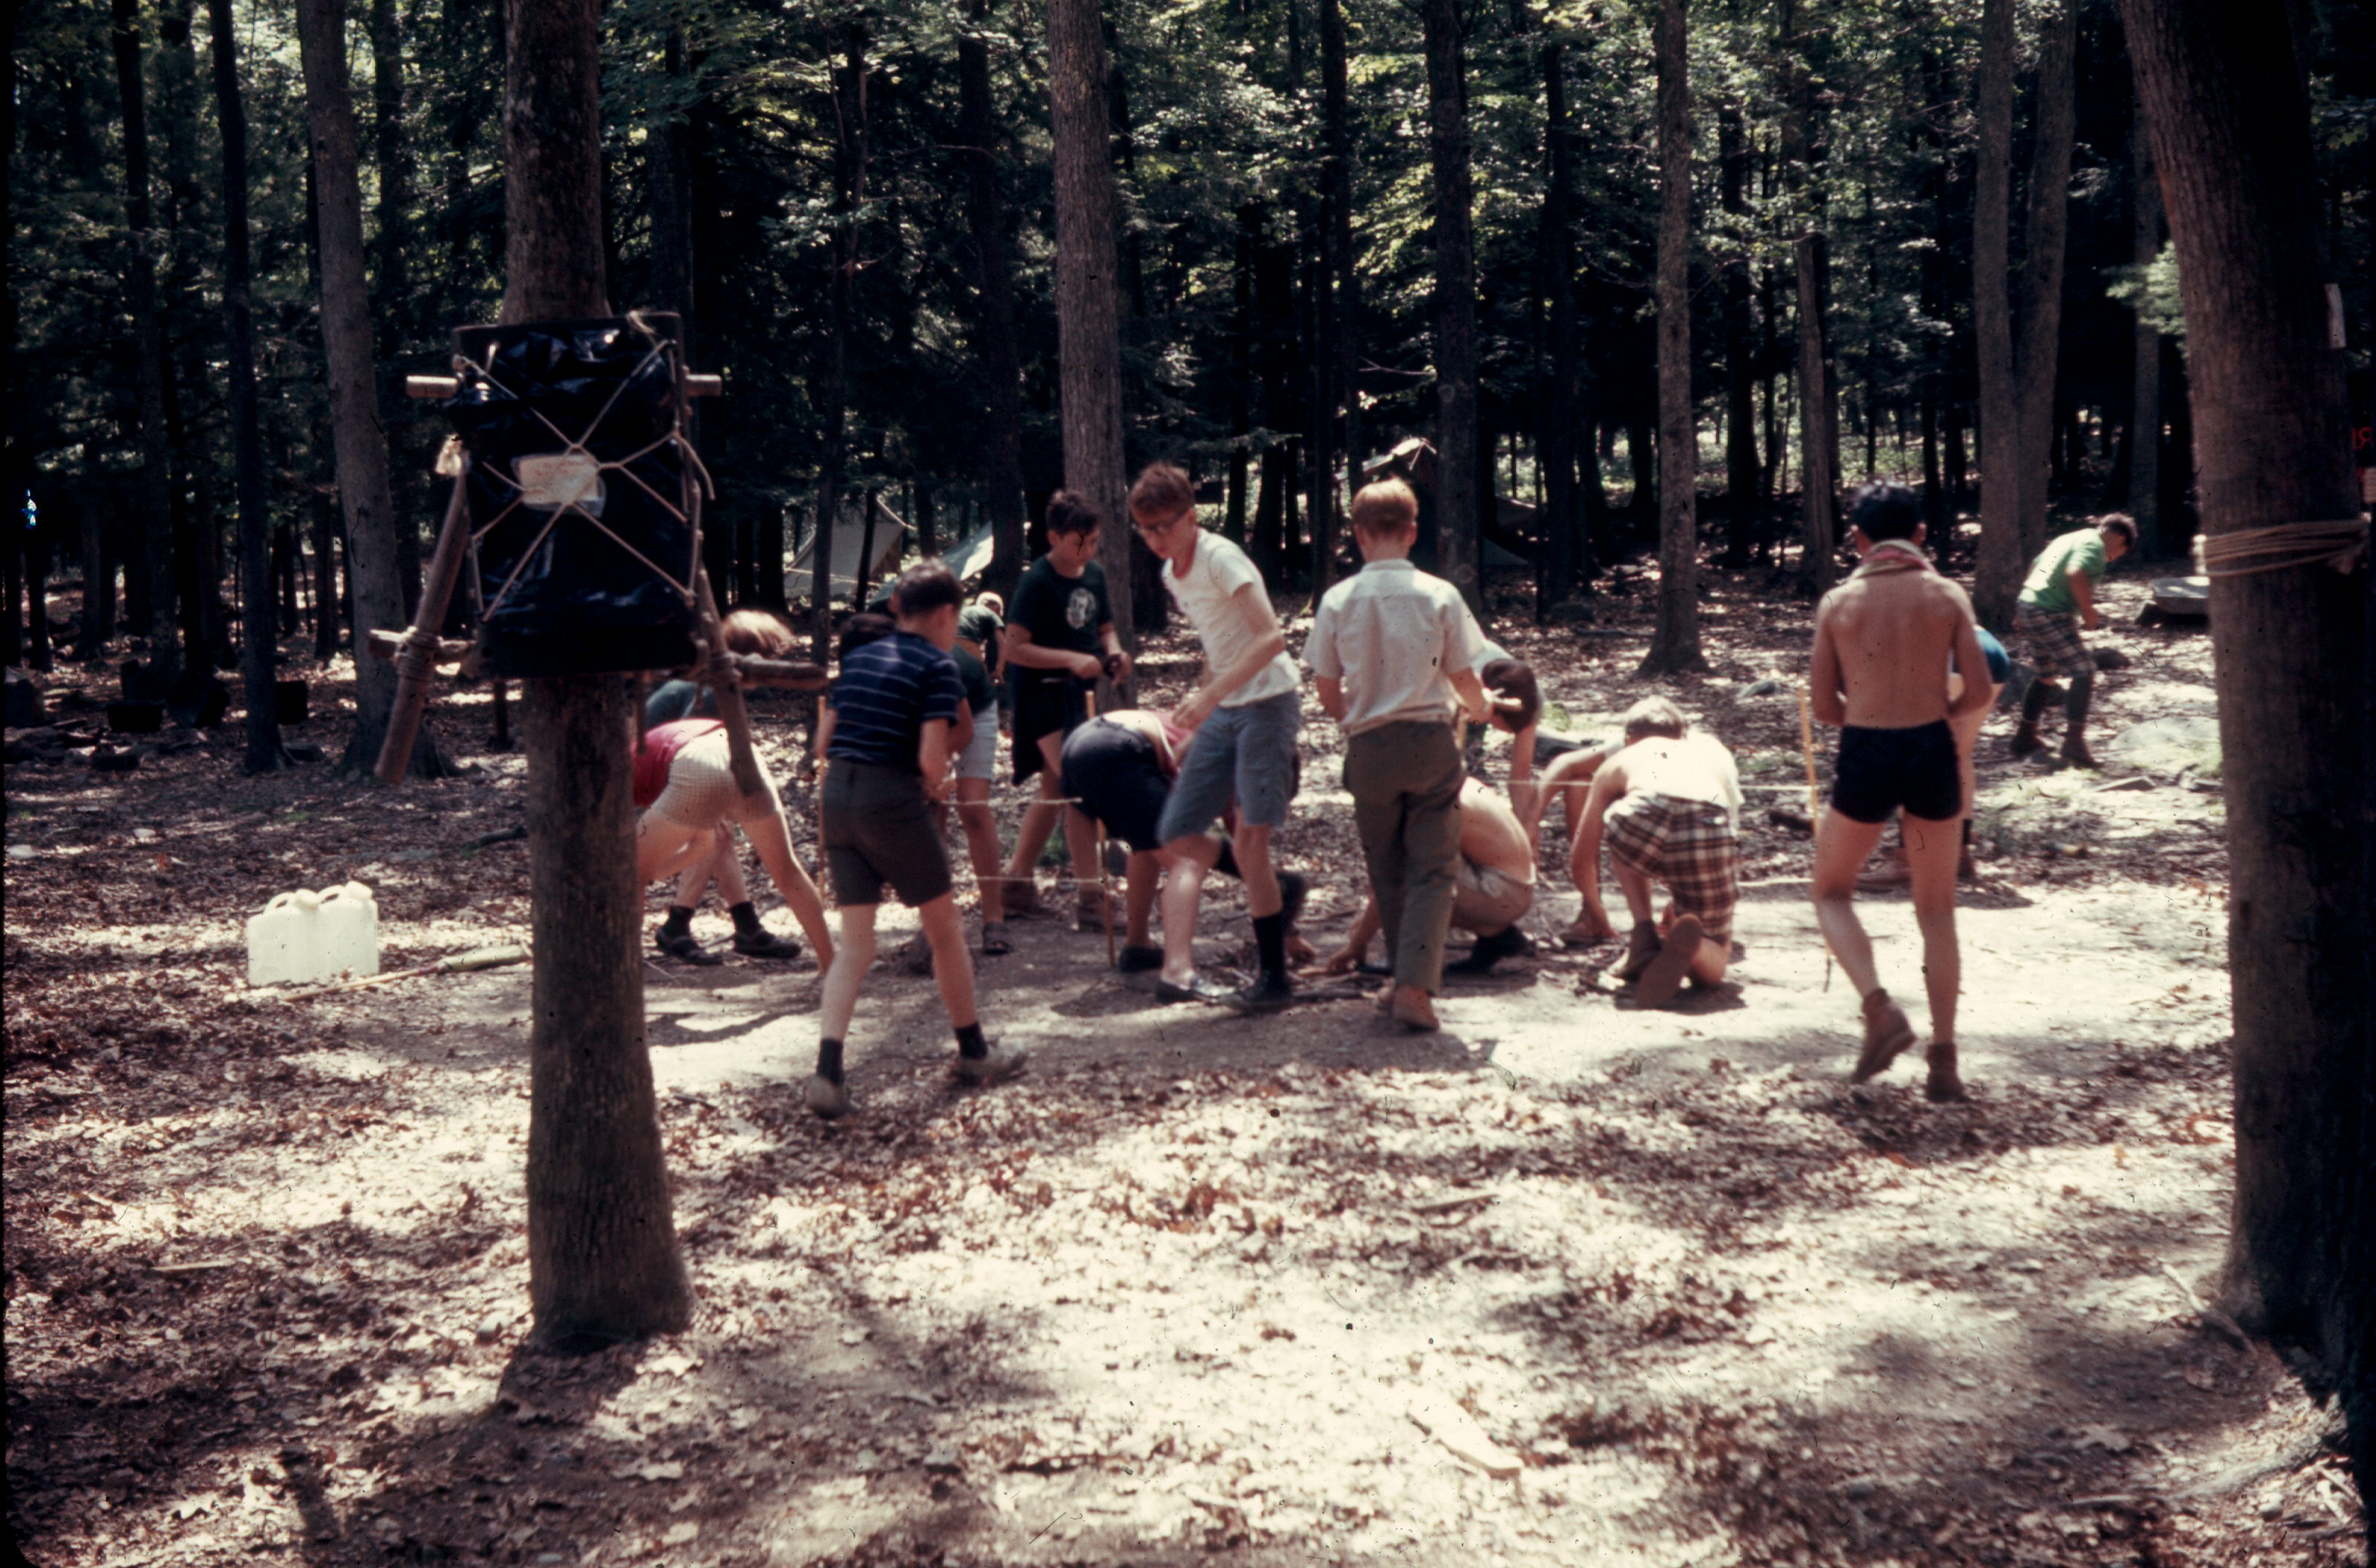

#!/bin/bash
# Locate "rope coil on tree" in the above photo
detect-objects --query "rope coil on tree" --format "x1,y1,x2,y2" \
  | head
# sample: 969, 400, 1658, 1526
2193, 517, 2368, 578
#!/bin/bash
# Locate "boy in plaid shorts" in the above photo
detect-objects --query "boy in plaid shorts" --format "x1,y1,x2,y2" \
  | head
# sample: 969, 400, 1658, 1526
1570, 698, 1744, 1006
2011, 514, 2134, 768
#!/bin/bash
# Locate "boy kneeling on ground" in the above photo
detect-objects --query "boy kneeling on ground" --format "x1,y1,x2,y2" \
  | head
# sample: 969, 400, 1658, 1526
1570, 698, 1744, 1006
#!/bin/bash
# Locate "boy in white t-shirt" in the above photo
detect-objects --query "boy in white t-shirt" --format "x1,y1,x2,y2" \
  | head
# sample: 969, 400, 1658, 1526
1127, 462, 1304, 1012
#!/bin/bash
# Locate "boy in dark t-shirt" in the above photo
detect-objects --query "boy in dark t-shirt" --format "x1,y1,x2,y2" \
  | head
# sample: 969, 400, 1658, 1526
806, 561, 1026, 1120
997, 491, 1131, 925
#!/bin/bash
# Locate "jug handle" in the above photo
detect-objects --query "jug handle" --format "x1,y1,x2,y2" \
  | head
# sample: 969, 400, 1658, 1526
265, 892, 296, 912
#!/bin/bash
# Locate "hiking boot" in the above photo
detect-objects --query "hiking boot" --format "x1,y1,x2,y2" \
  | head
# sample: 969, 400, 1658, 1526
2008, 720, 2045, 759
1000, 878, 1050, 919
656, 925, 724, 967
1221, 970, 1294, 1015
979, 920, 1012, 956
1632, 915, 1704, 1007
2058, 734, 2098, 770
1926, 1040, 1966, 1102
805, 1074, 851, 1120
1851, 989, 1918, 1082
732, 928, 804, 961
1388, 984, 1440, 1033
1615, 920, 1661, 981
1117, 943, 1164, 973
953, 1044, 1029, 1086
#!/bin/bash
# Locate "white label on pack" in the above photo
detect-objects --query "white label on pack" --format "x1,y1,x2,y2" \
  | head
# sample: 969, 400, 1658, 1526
516, 451, 606, 516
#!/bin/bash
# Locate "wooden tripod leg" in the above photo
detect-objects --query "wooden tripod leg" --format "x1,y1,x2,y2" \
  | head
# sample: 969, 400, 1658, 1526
1082, 689, 1115, 967
376, 473, 474, 785
694, 565, 768, 802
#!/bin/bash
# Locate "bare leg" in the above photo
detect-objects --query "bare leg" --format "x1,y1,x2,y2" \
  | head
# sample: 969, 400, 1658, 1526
1124, 850, 1161, 948
1158, 837, 1218, 987
1902, 811, 1962, 1043
1811, 808, 1890, 999
710, 827, 750, 904
915, 892, 979, 1030
742, 809, 836, 970
637, 812, 712, 884
1061, 803, 1101, 900
819, 902, 876, 1043
955, 777, 1003, 920
1001, 732, 1072, 903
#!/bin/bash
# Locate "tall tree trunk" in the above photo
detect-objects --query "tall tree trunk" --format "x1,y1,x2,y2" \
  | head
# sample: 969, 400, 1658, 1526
112, 0, 181, 687
1537, 35, 1579, 614
2121, 0, 2374, 1505
502, 0, 693, 1351
1643, 0, 1704, 671
812, 30, 865, 660
369, 0, 422, 617
1048, 0, 1135, 657
959, 0, 1027, 601
80, 494, 112, 658
312, 490, 340, 659
1971, 0, 2020, 625
1226, 206, 1256, 543
1720, 98, 1759, 567
2013, 0, 2078, 559
209, 0, 283, 774
1, 2, 17, 668
1321, 0, 1360, 547
296, 0, 433, 774
158, 8, 220, 671
1793, 233, 1836, 592
2127, 89, 2163, 554
1424, 0, 1481, 615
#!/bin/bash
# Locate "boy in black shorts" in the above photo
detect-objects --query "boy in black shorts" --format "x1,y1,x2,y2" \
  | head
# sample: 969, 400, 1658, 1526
1808, 483, 1992, 1099
998, 493, 1131, 926
806, 561, 1026, 1119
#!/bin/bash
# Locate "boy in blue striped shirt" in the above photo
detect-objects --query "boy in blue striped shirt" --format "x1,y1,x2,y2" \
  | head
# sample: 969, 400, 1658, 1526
806, 561, 1026, 1119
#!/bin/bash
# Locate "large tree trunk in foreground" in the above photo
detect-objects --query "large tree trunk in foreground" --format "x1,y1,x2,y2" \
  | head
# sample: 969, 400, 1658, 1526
113, 0, 181, 687
1424, 0, 1481, 615
1049, 0, 1135, 657
2122, 0, 2375, 1508
2013, 0, 2077, 561
811, 31, 864, 662
503, 0, 693, 1351
960, 0, 1027, 602
296, 0, 438, 776
1322, 0, 1361, 563
1642, 0, 1703, 673
1971, 0, 2019, 626
209, 0, 284, 775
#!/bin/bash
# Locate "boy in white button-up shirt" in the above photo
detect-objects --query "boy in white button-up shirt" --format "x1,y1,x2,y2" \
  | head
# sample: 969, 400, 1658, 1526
1306, 478, 1492, 1032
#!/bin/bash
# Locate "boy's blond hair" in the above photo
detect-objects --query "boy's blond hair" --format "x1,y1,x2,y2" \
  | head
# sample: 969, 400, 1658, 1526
1350, 477, 1419, 537
1620, 696, 1689, 742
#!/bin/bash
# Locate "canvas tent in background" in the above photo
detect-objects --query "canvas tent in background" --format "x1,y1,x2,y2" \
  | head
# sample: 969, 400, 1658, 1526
782, 493, 910, 603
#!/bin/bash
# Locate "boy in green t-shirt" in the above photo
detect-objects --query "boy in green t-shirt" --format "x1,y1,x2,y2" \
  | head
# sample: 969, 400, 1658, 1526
2012, 514, 2134, 768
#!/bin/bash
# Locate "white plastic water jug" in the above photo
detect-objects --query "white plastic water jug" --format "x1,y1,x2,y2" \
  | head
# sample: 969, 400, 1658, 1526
247, 888, 324, 988
315, 881, 380, 981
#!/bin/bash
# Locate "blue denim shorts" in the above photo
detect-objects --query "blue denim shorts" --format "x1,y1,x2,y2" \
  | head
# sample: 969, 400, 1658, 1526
1156, 690, 1301, 841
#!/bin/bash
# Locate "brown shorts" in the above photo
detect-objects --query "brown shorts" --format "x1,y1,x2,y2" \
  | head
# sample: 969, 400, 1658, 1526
821, 759, 953, 909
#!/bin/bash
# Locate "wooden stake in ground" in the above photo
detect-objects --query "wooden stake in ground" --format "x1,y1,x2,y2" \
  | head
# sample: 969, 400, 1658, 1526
503, 0, 691, 1348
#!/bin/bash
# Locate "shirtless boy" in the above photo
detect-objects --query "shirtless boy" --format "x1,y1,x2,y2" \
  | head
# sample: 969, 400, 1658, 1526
1809, 483, 1993, 1099
1324, 777, 1539, 979
1570, 699, 1744, 1006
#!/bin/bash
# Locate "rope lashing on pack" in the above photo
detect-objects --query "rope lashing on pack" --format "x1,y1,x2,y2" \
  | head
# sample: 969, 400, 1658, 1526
2194, 517, 2368, 579
455, 316, 716, 625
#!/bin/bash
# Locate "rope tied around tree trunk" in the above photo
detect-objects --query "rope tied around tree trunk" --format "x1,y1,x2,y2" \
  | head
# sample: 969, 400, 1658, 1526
2193, 517, 2368, 579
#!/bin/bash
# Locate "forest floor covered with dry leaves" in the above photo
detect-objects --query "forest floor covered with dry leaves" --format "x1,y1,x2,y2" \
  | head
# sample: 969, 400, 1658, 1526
4, 552, 2366, 1568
